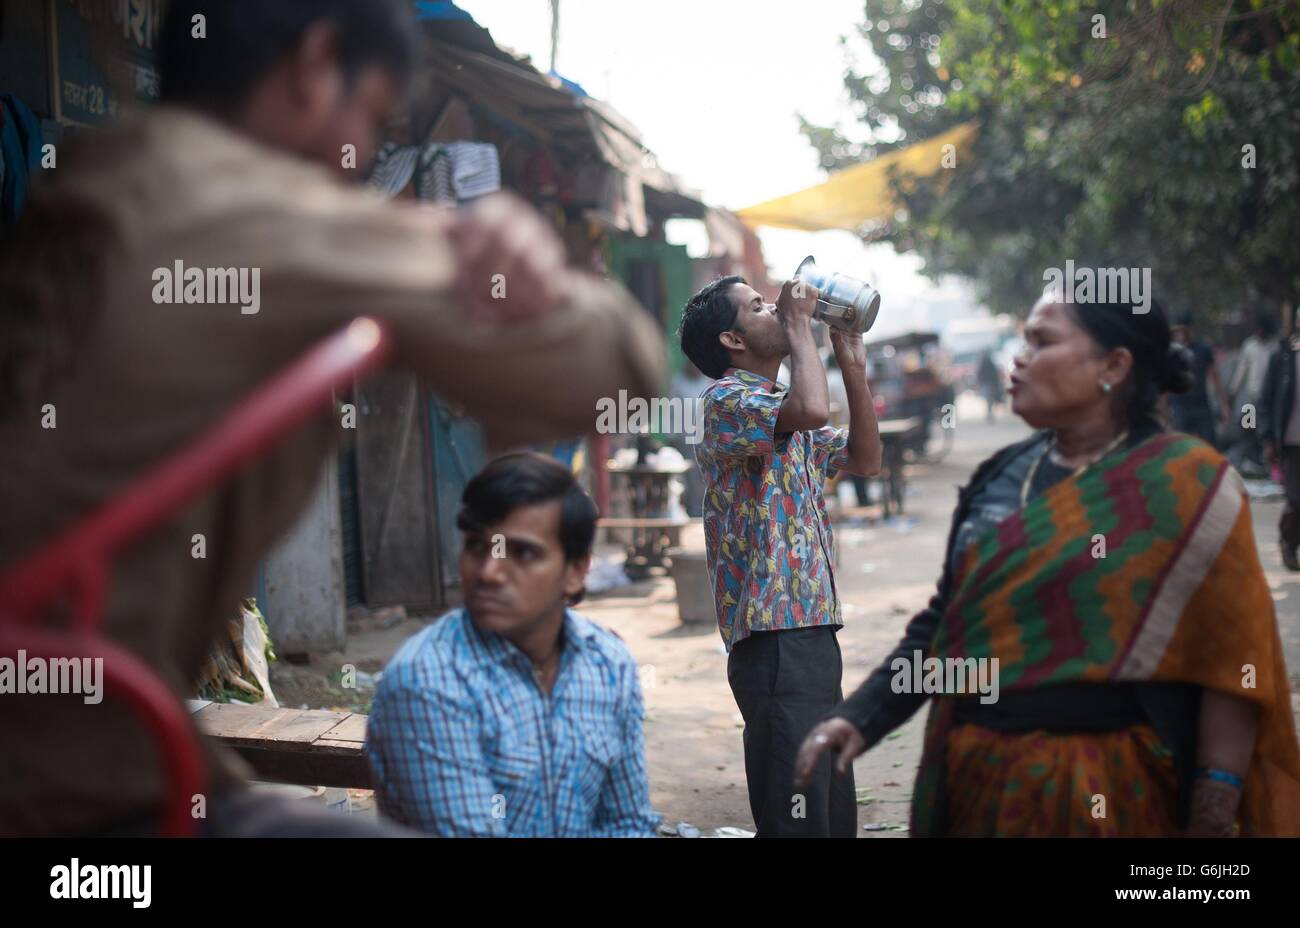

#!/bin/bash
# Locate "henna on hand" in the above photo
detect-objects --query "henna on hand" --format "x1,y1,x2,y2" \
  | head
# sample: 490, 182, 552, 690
1185, 778, 1241, 837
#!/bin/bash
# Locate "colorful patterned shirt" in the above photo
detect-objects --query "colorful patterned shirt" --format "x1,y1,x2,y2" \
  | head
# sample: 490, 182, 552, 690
365, 608, 657, 837
695, 367, 851, 650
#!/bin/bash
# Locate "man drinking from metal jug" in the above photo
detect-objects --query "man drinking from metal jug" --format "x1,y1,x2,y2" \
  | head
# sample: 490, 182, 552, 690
677, 275, 882, 837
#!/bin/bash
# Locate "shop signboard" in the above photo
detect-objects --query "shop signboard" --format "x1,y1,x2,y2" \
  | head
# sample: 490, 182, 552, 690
50, 0, 163, 126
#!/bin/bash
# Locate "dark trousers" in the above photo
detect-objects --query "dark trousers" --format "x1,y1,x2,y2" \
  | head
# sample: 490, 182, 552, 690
1280, 446, 1300, 550
727, 625, 857, 837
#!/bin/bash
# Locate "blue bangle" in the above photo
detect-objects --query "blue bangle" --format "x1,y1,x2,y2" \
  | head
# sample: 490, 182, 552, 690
1195, 767, 1244, 789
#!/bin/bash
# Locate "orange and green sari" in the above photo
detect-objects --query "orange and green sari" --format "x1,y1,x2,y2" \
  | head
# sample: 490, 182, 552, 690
912, 431, 1300, 836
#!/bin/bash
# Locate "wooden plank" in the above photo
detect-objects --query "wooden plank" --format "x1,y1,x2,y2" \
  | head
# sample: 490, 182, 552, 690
257, 711, 348, 747
320, 714, 367, 744
230, 746, 373, 790
199, 704, 374, 787
196, 703, 348, 748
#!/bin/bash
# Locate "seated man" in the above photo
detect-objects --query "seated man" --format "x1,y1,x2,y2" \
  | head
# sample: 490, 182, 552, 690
365, 453, 657, 837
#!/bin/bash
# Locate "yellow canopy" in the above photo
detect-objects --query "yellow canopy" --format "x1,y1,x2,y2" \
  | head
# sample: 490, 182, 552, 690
735, 122, 978, 232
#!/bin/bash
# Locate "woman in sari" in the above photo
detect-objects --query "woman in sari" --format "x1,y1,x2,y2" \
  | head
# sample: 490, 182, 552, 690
796, 294, 1300, 837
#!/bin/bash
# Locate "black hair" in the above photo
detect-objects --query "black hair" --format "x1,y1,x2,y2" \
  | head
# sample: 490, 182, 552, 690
159, 0, 420, 109
1254, 307, 1277, 338
1061, 297, 1194, 430
456, 452, 598, 601
678, 275, 746, 379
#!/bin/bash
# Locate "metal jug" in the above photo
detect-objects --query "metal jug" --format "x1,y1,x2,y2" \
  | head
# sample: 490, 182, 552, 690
794, 255, 881, 335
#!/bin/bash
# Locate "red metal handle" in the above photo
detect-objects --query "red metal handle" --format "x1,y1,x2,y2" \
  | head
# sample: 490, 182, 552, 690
0, 317, 393, 835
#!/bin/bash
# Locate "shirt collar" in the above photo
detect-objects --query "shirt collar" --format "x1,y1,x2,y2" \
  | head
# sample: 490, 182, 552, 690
461, 607, 591, 669
724, 367, 782, 392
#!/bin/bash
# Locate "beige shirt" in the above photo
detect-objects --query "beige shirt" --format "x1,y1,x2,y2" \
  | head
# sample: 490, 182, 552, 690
0, 107, 664, 835
1230, 334, 1272, 401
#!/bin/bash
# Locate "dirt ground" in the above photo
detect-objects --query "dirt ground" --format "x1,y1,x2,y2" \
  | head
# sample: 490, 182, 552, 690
270, 392, 1300, 835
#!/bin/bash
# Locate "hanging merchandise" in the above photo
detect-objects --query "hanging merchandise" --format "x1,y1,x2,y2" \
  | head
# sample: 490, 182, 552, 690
368, 143, 419, 197
441, 142, 501, 200
421, 149, 455, 202
369, 142, 456, 202
369, 141, 497, 203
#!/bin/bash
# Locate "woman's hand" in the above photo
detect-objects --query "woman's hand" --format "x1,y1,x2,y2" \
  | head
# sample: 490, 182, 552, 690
1185, 689, 1256, 837
1184, 778, 1242, 837
793, 717, 867, 790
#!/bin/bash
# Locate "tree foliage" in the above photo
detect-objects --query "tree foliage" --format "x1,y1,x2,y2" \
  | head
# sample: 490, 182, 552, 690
804, 0, 1300, 320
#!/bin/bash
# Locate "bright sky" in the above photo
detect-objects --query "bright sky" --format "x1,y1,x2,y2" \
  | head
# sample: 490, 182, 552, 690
455, 0, 983, 335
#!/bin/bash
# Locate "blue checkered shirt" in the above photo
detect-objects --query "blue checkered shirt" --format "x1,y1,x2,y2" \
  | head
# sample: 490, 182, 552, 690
365, 608, 657, 837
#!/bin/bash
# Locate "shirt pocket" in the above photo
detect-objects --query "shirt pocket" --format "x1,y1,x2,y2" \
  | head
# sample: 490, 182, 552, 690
484, 745, 540, 834
487, 719, 542, 785
575, 723, 622, 808
487, 749, 539, 785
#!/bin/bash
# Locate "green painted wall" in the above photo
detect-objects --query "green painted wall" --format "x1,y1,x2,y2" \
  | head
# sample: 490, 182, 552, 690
606, 236, 693, 383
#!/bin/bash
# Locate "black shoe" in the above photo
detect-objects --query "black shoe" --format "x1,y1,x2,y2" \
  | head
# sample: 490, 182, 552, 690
1283, 544, 1300, 572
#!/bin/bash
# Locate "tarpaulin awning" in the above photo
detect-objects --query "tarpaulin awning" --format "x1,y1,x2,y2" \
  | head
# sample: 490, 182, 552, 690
734, 122, 978, 232
418, 39, 706, 229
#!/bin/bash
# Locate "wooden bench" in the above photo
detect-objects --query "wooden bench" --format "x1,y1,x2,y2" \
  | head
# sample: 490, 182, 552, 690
191, 700, 372, 789
597, 516, 689, 578
597, 516, 688, 545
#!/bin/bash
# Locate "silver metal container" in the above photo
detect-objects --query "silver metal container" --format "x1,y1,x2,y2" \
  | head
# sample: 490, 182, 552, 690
794, 255, 881, 335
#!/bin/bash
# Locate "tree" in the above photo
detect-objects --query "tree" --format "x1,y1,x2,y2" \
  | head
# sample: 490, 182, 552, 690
804, 0, 1300, 320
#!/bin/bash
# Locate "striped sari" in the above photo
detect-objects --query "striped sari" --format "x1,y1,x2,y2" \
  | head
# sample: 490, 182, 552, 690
912, 431, 1300, 836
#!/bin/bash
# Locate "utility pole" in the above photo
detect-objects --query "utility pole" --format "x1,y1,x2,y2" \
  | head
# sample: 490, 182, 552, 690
549, 0, 560, 73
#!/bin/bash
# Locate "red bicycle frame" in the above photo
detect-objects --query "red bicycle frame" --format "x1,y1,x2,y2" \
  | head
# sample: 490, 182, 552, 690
0, 317, 392, 836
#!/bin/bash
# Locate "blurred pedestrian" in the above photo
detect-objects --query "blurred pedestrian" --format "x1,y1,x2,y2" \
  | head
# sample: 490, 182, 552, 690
1226, 309, 1275, 473
1259, 307, 1300, 570
1168, 315, 1230, 445
976, 349, 1004, 423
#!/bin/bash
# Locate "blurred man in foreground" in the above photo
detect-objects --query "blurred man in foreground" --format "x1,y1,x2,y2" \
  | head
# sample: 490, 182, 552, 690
0, 0, 662, 836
